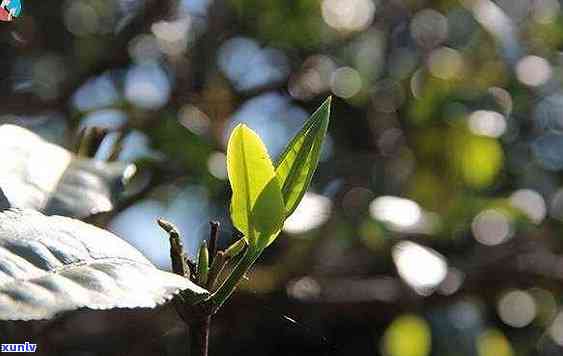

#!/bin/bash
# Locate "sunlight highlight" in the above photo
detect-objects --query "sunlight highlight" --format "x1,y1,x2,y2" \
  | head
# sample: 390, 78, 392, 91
283, 192, 332, 234
516, 56, 552, 87
468, 110, 507, 138
370, 196, 422, 229
321, 0, 375, 32
497, 289, 536, 328
471, 209, 512, 246
392, 241, 447, 296
510, 189, 546, 223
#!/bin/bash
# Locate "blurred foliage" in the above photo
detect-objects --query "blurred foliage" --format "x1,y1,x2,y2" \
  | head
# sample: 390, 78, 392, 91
230, 0, 324, 47
5, 0, 563, 355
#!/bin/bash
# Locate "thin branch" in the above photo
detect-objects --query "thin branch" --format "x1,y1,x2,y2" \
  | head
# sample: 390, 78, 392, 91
208, 221, 220, 265
157, 218, 188, 278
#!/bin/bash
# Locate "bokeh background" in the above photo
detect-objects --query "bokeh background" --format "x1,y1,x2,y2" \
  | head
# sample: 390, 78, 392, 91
4, 0, 563, 355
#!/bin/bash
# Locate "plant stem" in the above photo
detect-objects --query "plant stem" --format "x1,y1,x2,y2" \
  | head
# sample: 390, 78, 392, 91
208, 221, 220, 264
189, 316, 211, 356
209, 248, 260, 312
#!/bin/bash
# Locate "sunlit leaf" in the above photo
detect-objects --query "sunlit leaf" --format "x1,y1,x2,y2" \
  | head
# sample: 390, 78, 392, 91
0, 209, 209, 321
227, 124, 285, 250
0, 124, 135, 218
275, 97, 331, 216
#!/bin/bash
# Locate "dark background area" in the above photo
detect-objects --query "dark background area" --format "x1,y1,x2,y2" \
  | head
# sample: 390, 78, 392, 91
2, 0, 563, 355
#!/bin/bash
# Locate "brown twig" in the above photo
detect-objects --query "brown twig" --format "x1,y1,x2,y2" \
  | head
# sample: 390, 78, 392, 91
157, 218, 188, 278
208, 221, 220, 265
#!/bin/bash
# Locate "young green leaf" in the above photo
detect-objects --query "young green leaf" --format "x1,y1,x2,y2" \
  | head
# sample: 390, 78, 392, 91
226, 124, 285, 250
275, 97, 331, 216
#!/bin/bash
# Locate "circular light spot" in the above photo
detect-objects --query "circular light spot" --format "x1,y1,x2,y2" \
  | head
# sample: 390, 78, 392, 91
457, 136, 504, 188
428, 47, 463, 80
151, 18, 191, 56
370, 196, 422, 228
289, 55, 336, 100
497, 290, 537, 328
125, 63, 170, 110
510, 189, 546, 223
488, 87, 513, 115
477, 329, 514, 356
64, 1, 101, 36
152, 19, 190, 43
179, 105, 210, 135
321, 0, 376, 32
207, 152, 227, 180
516, 56, 551, 87
392, 241, 447, 295
448, 301, 481, 330
471, 209, 512, 246
382, 314, 431, 356
287, 276, 321, 301
468, 110, 507, 138
330, 67, 362, 99
283, 193, 332, 234
410, 9, 448, 48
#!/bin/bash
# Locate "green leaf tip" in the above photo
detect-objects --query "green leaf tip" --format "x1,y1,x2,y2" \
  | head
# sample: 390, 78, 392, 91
275, 96, 331, 217
226, 124, 285, 251
224, 238, 246, 259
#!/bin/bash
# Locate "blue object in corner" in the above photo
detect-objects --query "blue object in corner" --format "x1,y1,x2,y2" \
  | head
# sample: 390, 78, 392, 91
2, 0, 22, 18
